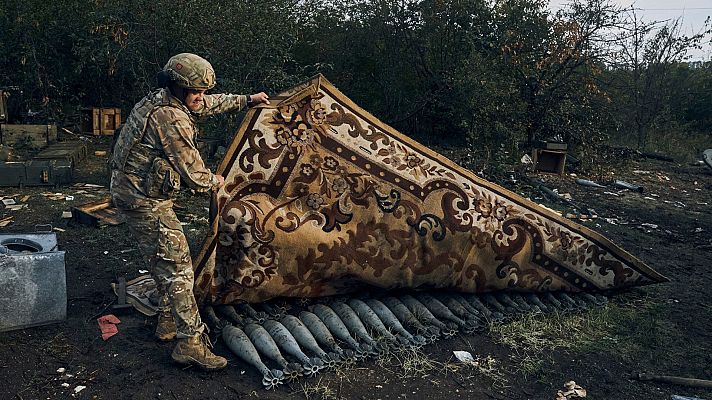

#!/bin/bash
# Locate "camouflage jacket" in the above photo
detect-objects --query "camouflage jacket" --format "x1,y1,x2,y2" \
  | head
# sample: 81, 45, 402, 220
110, 88, 247, 208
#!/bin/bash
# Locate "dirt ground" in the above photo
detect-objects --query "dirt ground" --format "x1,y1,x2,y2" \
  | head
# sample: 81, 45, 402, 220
1, 138, 711, 400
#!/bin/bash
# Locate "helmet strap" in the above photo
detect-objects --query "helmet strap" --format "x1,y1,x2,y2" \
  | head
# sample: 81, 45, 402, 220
168, 84, 189, 107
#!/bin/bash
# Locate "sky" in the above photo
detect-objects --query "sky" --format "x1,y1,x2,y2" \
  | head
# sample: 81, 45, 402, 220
549, 0, 712, 61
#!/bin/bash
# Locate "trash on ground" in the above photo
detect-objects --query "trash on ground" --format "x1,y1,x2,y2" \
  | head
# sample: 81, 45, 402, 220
641, 223, 659, 229
2, 198, 16, 206
97, 314, 121, 341
556, 380, 587, 399
453, 350, 476, 364
61, 211, 72, 218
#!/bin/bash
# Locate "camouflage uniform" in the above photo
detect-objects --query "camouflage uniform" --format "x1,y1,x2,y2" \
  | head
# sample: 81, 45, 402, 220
110, 87, 247, 339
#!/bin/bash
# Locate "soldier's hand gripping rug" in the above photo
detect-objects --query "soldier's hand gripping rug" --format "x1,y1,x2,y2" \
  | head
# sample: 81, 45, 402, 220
193, 75, 666, 305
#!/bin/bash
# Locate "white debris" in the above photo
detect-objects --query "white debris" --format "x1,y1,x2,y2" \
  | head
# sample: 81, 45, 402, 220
61, 383, 70, 388
139, 269, 148, 274
61, 211, 73, 218
641, 223, 658, 229
103, 251, 109, 255
73, 385, 86, 394
2, 198, 16, 206
57, 367, 66, 373
556, 380, 587, 399
65, 195, 74, 201
453, 350, 476, 364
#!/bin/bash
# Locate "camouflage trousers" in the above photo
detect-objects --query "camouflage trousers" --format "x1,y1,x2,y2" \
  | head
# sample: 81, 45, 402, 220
119, 200, 204, 338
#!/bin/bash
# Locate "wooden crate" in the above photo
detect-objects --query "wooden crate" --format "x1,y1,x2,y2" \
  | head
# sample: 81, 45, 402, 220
532, 148, 567, 175
0, 124, 58, 148
81, 107, 121, 135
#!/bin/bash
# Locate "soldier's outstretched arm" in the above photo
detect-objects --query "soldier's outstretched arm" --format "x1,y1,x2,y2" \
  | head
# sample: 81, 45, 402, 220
192, 93, 248, 117
193, 92, 270, 117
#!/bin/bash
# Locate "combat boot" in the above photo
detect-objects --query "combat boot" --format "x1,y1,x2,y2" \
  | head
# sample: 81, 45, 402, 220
171, 334, 227, 371
155, 311, 177, 341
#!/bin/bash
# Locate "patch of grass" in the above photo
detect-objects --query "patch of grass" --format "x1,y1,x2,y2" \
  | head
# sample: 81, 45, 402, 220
376, 346, 438, 379
298, 376, 339, 400
442, 353, 507, 387
488, 298, 680, 377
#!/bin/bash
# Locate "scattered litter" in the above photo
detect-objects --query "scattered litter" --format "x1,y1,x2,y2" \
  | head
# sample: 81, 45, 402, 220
560, 192, 572, 201
43, 192, 66, 201
20, 195, 30, 202
2, 198, 16, 206
603, 191, 620, 197
520, 154, 533, 165
641, 223, 659, 229
56, 367, 66, 373
61, 211, 73, 218
65, 195, 74, 201
97, 314, 121, 340
453, 350, 476, 364
73, 385, 86, 394
694, 228, 703, 233
671, 395, 706, 400
53, 227, 66, 233
103, 251, 109, 255
94, 150, 107, 157
643, 196, 656, 201
138, 269, 148, 274
556, 380, 587, 399
61, 383, 70, 388
663, 200, 687, 208
6, 204, 25, 211
632, 170, 651, 174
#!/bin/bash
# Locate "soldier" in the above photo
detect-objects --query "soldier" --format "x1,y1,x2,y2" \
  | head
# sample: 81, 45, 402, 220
109, 53, 269, 370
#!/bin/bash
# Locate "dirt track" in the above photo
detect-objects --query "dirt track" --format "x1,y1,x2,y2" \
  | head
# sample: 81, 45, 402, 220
1, 142, 711, 400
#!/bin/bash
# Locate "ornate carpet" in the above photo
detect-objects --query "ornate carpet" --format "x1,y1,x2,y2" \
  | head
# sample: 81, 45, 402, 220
193, 75, 667, 304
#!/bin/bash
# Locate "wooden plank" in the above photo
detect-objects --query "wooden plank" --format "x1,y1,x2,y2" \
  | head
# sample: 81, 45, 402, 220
92, 109, 100, 135
71, 197, 125, 227
0, 124, 57, 147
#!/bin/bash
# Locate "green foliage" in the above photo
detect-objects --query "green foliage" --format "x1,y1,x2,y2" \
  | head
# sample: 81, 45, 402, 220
0, 0, 709, 152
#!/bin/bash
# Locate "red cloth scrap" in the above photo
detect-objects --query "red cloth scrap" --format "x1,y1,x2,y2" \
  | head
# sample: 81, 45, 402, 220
97, 314, 121, 341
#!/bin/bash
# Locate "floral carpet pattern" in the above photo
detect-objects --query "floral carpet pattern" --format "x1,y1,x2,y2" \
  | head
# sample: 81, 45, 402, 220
193, 75, 667, 304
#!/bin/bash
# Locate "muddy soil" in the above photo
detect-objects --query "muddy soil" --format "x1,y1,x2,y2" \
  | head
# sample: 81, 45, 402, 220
1, 140, 711, 400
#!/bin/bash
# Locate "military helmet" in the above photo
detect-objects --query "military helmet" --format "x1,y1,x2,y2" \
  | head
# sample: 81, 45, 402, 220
163, 53, 216, 90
